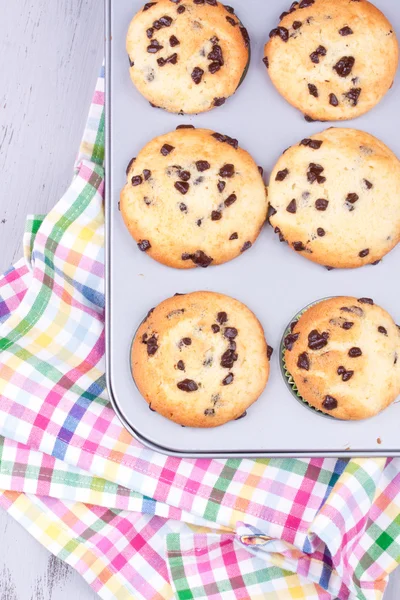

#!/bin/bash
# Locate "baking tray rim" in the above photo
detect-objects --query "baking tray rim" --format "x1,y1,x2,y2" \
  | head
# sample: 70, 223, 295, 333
104, 0, 400, 458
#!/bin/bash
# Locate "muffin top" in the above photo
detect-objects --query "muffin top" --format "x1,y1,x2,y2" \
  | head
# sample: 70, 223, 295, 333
268, 128, 400, 269
264, 0, 398, 121
120, 127, 268, 269
126, 0, 250, 113
284, 296, 400, 420
132, 291, 270, 427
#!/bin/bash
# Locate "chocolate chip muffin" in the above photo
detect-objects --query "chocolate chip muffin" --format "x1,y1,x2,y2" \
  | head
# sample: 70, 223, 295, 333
268, 128, 400, 269
126, 0, 250, 114
120, 127, 268, 269
263, 0, 398, 121
284, 297, 400, 420
132, 291, 271, 427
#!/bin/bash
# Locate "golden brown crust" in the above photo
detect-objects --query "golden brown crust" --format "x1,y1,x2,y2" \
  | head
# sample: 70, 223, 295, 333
120, 128, 268, 269
132, 291, 270, 427
284, 296, 400, 420
127, 0, 250, 114
264, 0, 399, 121
269, 128, 400, 269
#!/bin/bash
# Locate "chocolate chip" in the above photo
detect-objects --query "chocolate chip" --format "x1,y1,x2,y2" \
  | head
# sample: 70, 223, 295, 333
258, 166, 264, 176
177, 5, 185, 12
344, 87, 361, 106
181, 250, 213, 268
263, 57, 269, 68
308, 330, 329, 351
293, 241, 305, 251
286, 199, 297, 214
241, 241, 252, 253
143, 2, 157, 10
276, 168, 289, 181
299, 0, 314, 6
358, 298, 373, 305
126, 157, 136, 175
131, 175, 143, 186
138, 240, 151, 252
266, 346, 273, 361
219, 164, 235, 178
235, 411, 247, 420
179, 170, 191, 181
176, 124, 195, 129
284, 333, 299, 351
220, 349, 238, 369
179, 203, 187, 212
217, 312, 228, 325
177, 360, 185, 371
204, 408, 215, 416
333, 56, 355, 77
226, 16, 237, 26
147, 40, 164, 53
146, 334, 158, 356
129, 57, 135, 67
211, 133, 239, 149
195, 160, 210, 172
169, 35, 180, 47
177, 379, 198, 392
157, 53, 178, 66
211, 211, 222, 221
372, 260, 381, 266
209, 62, 221, 74
346, 193, 359, 204
240, 26, 250, 47
304, 114, 317, 122
363, 179, 373, 190
160, 15, 173, 26
229, 232, 238, 240
329, 93, 339, 107
224, 4, 234, 12
307, 163, 326, 184
268, 206, 277, 221
161, 144, 175, 156
339, 26, 353, 36
343, 322, 354, 330
175, 181, 190, 194
310, 45, 326, 64
217, 181, 226, 193
315, 199, 329, 211
149, 404, 156, 412
349, 347, 362, 357
146, 28, 154, 38
293, 20, 302, 29
308, 83, 319, 98
378, 326, 388, 335
224, 327, 238, 339
222, 373, 234, 385
325, 266, 334, 271
297, 352, 310, 370
212, 324, 220, 333
317, 228, 325, 237
213, 97, 226, 107
224, 194, 237, 207
323, 395, 338, 410
341, 306, 364, 317
300, 138, 323, 150
181, 337, 192, 346
191, 67, 204, 84
269, 27, 289, 42
280, 10, 290, 19
359, 249, 369, 258
208, 44, 224, 65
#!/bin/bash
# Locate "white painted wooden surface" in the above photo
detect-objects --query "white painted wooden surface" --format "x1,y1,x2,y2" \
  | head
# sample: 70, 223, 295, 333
0, 0, 398, 598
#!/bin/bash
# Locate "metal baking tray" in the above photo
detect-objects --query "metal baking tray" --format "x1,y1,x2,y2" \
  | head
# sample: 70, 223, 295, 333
105, 0, 400, 457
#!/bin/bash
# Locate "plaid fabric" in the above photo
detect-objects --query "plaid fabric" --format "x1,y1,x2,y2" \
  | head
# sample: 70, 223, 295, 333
0, 65, 399, 599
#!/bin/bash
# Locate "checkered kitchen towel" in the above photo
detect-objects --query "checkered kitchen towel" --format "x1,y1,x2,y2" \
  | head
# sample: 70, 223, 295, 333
0, 67, 399, 600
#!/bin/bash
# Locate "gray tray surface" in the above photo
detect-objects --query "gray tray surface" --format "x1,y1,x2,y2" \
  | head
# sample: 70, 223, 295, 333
106, 0, 400, 457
